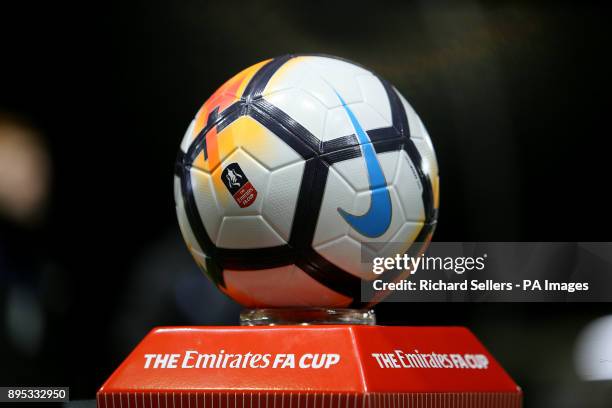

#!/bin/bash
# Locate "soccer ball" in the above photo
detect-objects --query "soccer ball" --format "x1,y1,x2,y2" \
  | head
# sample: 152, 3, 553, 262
174, 55, 439, 308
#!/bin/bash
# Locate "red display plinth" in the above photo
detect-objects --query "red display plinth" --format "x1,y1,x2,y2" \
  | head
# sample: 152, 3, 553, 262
97, 326, 521, 408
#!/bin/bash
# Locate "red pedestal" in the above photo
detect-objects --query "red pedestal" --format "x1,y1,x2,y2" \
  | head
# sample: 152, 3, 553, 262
97, 326, 521, 408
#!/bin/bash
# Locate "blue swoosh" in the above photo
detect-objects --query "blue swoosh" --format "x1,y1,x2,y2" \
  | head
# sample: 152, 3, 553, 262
335, 91, 392, 238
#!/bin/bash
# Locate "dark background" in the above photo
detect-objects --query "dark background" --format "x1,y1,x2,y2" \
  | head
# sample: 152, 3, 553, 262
1, 1, 611, 407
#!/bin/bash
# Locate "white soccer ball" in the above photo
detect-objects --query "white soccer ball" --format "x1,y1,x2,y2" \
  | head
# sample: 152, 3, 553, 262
174, 55, 439, 308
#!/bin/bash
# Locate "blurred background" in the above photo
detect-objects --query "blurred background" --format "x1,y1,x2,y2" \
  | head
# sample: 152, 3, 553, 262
1, 0, 611, 406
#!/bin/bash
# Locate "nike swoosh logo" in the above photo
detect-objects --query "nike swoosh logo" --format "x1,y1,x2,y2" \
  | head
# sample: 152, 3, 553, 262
335, 91, 392, 238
